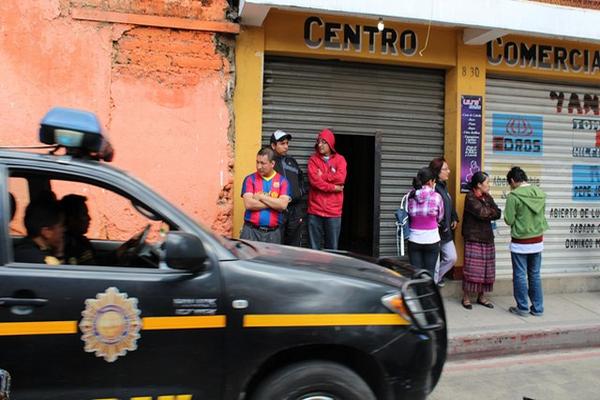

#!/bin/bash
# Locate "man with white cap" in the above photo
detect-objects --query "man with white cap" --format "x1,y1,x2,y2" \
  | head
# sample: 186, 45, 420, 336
270, 129, 308, 246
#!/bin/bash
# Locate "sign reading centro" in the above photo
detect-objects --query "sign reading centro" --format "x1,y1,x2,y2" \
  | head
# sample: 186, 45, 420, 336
304, 16, 418, 56
487, 38, 600, 74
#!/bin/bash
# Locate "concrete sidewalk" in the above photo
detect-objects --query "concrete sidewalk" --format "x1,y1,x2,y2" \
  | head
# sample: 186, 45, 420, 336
440, 276, 600, 361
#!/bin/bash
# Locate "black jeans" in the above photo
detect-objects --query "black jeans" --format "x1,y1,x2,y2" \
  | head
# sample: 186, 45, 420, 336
282, 203, 305, 247
408, 241, 441, 277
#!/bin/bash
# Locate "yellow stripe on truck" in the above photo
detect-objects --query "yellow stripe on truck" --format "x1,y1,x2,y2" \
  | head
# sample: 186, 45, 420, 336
142, 315, 226, 330
0, 315, 226, 336
243, 313, 409, 327
94, 396, 192, 400
0, 320, 78, 336
0, 313, 406, 336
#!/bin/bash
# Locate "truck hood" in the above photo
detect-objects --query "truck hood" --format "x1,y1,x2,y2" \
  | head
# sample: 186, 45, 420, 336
236, 240, 416, 288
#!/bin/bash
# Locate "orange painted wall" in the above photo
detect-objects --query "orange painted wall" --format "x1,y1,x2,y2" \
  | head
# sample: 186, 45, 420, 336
0, 0, 235, 236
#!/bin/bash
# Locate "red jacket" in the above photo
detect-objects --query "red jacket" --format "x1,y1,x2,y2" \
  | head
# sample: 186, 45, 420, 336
307, 129, 347, 217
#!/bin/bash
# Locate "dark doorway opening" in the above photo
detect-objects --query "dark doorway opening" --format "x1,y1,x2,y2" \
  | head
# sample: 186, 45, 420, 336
334, 134, 376, 256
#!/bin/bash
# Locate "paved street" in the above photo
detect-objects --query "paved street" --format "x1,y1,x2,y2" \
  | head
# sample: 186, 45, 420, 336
430, 347, 600, 400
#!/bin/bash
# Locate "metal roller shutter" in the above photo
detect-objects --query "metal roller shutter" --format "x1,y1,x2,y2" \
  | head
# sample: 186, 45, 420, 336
262, 56, 445, 257
485, 76, 600, 275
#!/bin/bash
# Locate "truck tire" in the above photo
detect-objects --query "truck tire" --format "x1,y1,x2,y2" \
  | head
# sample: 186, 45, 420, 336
252, 360, 376, 400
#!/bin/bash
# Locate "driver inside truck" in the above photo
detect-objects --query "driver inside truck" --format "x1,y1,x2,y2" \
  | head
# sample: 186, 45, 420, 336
60, 194, 96, 265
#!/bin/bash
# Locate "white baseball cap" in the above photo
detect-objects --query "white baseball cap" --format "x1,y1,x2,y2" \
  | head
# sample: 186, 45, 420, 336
270, 129, 292, 143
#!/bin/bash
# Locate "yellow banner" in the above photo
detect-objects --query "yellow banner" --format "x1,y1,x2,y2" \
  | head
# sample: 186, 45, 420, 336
487, 35, 600, 80
264, 10, 456, 67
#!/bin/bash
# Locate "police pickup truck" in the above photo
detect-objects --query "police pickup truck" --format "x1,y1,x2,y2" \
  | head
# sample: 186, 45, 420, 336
0, 108, 446, 400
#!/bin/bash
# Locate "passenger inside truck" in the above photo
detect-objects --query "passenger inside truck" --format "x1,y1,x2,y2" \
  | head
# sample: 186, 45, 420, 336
8, 172, 172, 269
13, 197, 64, 265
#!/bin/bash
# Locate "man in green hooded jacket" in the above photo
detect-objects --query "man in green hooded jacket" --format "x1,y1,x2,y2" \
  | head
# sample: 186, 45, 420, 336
504, 166, 549, 317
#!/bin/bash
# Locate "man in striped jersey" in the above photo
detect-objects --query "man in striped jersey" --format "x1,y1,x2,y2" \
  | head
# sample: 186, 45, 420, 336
240, 147, 291, 243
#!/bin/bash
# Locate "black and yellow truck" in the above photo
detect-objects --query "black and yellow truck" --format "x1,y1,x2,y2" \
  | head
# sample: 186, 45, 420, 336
0, 108, 446, 400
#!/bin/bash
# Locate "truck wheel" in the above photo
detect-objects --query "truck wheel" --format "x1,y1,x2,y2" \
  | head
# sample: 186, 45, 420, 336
252, 360, 376, 400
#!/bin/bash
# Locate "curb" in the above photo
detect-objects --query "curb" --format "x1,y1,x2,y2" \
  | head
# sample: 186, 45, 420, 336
440, 272, 600, 298
448, 323, 600, 361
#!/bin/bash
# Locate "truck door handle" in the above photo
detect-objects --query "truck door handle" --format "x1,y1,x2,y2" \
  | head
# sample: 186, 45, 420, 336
0, 297, 48, 307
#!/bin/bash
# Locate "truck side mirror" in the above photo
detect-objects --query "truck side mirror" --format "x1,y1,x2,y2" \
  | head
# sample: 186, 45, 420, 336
165, 232, 208, 272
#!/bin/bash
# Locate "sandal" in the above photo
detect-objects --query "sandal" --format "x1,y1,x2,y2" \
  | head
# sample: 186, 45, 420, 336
461, 299, 472, 310
477, 297, 494, 309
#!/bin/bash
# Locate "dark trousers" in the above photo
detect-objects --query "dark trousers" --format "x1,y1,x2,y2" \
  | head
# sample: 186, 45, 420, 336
408, 241, 441, 277
282, 203, 304, 247
308, 214, 341, 250
240, 223, 282, 244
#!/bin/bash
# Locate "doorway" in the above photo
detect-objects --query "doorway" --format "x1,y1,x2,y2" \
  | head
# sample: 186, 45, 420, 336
334, 134, 376, 256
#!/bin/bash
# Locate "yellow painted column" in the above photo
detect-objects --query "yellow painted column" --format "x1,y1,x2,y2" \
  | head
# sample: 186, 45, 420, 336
232, 27, 265, 237
444, 32, 487, 274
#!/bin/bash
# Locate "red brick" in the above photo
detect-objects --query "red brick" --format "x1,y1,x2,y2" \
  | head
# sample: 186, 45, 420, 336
173, 55, 221, 70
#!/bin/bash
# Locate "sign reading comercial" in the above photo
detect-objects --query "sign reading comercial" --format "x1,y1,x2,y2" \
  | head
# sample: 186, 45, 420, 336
487, 38, 600, 75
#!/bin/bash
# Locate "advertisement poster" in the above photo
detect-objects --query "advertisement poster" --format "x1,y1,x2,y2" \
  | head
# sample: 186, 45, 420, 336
485, 80, 600, 274
492, 113, 544, 156
460, 95, 483, 192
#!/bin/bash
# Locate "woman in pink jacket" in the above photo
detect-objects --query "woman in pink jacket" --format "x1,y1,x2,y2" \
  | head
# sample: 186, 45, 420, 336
407, 167, 445, 276
307, 128, 347, 250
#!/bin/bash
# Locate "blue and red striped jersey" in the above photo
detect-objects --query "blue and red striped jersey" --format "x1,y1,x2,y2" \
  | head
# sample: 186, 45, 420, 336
241, 172, 290, 228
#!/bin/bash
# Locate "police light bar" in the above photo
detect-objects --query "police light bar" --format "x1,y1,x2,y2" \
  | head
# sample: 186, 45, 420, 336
39, 107, 114, 162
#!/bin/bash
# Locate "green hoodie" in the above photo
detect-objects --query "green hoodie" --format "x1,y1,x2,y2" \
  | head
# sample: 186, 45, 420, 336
504, 184, 549, 239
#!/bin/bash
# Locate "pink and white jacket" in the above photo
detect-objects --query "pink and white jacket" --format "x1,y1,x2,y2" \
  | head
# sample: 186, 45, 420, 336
408, 186, 444, 244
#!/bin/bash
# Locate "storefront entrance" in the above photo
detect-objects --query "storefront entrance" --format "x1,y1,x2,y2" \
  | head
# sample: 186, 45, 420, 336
336, 133, 376, 256
261, 56, 445, 256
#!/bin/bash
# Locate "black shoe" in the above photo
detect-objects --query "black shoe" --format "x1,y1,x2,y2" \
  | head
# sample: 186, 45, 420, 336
461, 299, 472, 310
530, 310, 544, 317
477, 298, 494, 309
509, 306, 529, 317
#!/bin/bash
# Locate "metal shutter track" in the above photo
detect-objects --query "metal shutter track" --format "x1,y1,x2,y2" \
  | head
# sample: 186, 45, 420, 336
486, 76, 600, 274
262, 57, 444, 256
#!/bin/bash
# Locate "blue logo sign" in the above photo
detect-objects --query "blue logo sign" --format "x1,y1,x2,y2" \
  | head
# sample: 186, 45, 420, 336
492, 114, 543, 156
572, 165, 600, 201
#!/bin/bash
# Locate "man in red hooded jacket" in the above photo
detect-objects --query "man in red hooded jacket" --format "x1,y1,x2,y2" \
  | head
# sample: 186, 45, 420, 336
307, 128, 347, 250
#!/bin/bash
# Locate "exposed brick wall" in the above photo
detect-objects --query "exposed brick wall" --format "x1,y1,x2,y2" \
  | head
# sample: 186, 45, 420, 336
64, 0, 236, 235
212, 155, 234, 235
70, 0, 228, 20
212, 32, 236, 235
113, 28, 227, 87
531, 0, 600, 10
69, 0, 233, 89
104, 0, 235, 234
3, 0, 234, 237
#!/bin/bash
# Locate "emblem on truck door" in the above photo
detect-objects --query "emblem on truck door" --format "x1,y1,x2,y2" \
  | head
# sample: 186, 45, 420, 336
79, 287, 142, 362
